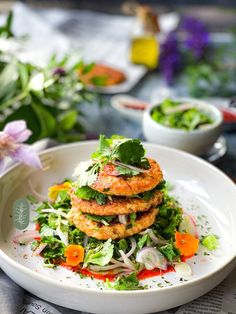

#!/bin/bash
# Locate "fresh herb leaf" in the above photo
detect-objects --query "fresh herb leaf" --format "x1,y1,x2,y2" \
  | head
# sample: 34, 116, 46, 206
40, 224, 56, 237
75, 186, 107, 205
118, 239, 128, 251
137, 234, 150, 250
201, 234, 219, 250
84, 239, 114, 267
154, 194, 182, 239
130, 213, 137, 226
107, 273, 146, 291
86, 214, 115, 225
115, 165, 139, 176
113, 139, 145, 166
159, 243, 180, 262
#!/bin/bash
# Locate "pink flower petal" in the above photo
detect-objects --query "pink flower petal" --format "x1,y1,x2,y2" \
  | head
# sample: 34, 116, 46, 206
10, 145, 42, 169
3, 120, 32, 143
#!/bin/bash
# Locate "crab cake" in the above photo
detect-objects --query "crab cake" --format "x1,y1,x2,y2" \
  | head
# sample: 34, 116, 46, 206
70, 189, 163, 216
90, 159, 163, 196
68, 207, 158, 240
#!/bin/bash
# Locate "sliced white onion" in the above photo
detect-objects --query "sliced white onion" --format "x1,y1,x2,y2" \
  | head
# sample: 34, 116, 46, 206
179, 213, 198, 238
112, 161, 147, 173
88, 264, 125, 271
119, 250, 136, 270
110, 258, 130, 267
56, 226, 68, 246
136, 247, 167, 270
88, 266, 128, 275
118, 215, 128, 225
126, 237, 137, 258
33, 243, 47, 255
174, 262, 192, 277
83, 235, 89, 246
41, 208, 68, 219
13, 230, 40, 244
28, 179, 49, 202
118, 237, 137, 261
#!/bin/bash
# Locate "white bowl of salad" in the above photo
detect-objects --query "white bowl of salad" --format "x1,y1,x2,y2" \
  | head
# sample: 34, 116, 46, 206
143, 98, 223, 155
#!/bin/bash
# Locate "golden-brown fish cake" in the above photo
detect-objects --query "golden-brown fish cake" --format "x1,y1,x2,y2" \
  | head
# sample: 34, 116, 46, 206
70, 189, 163, 216
90, 159, 163, 196
68, 207, 158, 240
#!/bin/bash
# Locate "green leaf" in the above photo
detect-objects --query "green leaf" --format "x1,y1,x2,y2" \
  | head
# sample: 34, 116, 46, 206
32, 103, 57, 138
58, 110, 78, 131
113, 139, 145, 165
91, 75, 107, 86
0, 59, 18, 102
82, 62, 95, 74
137, 234, 150, 250
115, 165, 139, 176
6, 11, 14, 37
107, 273, 145, 291
84, 239, 114, 267
18, 62, 29, 90
40, 224, 55, 237
86, 214, 115, 225
118, 239, 128, 251
75, 186, 108, 205
92, 134, 111, 159
201, 235, 219, 251
159, 243, 180, 262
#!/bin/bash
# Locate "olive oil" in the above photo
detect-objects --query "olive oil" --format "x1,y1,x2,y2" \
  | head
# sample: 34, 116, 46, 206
129, 5, 160, 70
130, 36, 159, 69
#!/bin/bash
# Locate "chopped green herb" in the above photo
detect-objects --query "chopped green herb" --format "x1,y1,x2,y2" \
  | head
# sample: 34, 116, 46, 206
106, 273, 146, 291
201, 234, 219, 250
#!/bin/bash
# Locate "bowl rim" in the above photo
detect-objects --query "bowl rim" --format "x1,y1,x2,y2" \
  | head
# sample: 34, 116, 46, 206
0, 141, 236, 296
145, 97, 223, 134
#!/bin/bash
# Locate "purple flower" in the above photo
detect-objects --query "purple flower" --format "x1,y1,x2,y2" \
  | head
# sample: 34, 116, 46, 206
53, 67, 66, 76
159, 32, 181, 85
181, 16, 209, 58
0, 120, 42, 172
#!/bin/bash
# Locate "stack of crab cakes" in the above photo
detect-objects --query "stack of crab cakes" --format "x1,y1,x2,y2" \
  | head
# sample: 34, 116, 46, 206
69, 158, 164, 240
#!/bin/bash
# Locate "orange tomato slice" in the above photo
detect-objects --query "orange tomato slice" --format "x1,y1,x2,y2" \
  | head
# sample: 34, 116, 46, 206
64, 244, 85, 266
175, 232, 199, 257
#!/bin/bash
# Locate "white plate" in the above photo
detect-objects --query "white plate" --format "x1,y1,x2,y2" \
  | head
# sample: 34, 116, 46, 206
0, 142, 236, 314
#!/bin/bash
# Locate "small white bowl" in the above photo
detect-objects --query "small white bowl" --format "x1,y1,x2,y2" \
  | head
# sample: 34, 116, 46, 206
111, 94, 149, 122
143, 98, 223, 155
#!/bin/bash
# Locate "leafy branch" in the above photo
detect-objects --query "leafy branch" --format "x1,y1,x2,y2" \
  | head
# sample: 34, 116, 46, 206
0, 53, 96, 143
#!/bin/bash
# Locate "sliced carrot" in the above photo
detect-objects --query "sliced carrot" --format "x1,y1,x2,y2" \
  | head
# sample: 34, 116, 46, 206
48, 182, 71, 201
175, 232, 199, 257
65, 244, 85, 266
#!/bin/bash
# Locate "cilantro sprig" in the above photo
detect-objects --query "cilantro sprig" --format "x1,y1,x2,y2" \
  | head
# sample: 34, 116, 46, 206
75, 135, 150, 187
92, 135, 148, 167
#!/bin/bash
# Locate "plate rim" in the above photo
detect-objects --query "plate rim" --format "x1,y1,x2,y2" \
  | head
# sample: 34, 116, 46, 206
0, 141, 236, 295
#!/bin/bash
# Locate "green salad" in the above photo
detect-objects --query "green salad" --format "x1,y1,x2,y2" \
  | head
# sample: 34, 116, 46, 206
151, 99, 213, 131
